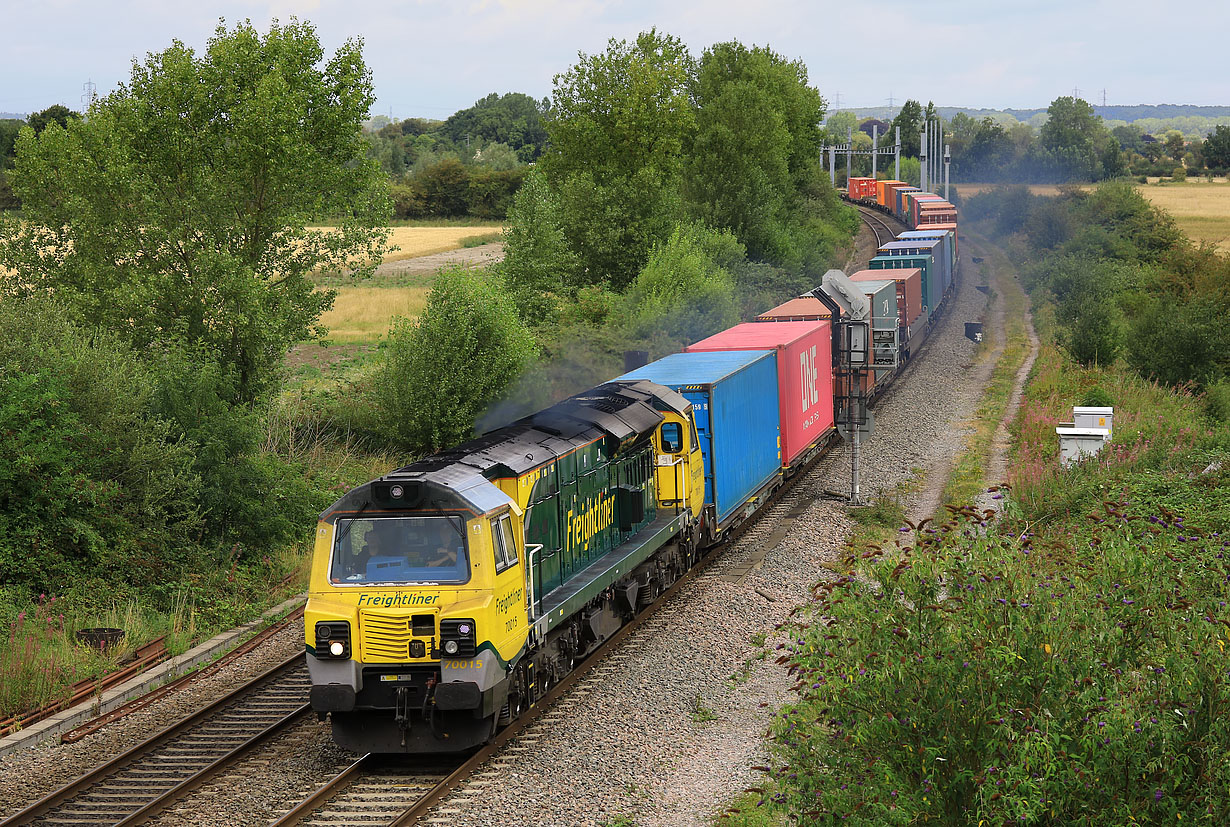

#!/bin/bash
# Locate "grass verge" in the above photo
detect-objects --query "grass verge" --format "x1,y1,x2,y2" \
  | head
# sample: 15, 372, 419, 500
935, 237, 1031, 515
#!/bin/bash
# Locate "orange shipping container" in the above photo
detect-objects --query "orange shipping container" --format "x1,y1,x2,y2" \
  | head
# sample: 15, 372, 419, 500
876, 179, 905, 208
755, 296, 833, 322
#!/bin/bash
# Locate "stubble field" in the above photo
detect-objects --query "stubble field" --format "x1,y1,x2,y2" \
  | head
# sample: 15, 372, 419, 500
956, 180, 1230, 251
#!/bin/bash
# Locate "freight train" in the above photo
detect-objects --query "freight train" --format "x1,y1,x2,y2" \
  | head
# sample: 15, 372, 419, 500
304, 185, 960, 755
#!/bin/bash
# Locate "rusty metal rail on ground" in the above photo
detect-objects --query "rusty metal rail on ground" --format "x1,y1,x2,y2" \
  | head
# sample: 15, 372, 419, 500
58, 604, 305, 744
1, 653, 310, 827
0, 637, 170, 740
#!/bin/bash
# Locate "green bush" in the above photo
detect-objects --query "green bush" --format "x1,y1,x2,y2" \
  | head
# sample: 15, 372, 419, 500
1080, 386, 1114, 407
1204, 379, 1230, 423
0, 299, 202, 590
376, 266, 537, 453
766, 491, 1230, 824
622, 222, 741, 346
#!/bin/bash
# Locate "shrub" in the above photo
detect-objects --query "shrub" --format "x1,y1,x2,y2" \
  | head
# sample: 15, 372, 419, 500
0, 298, 202, 590
766, 492, 1230, 824
376, 267, 537, 453
622, 222, 741, 347
1080, 386, 1114, 408
1204, 379, 1230, 423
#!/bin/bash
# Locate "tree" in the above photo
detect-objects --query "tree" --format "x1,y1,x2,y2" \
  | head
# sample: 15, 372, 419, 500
443, 93, 549, 162
686, 41, 826, 265
542, 30, 695, 288
26, 104, 80, 135
377, 267, 538, 453
499, 168, 579, 322
0, 20, 390, 404
0, 120, 22, 167
1111, 124, 1144, 154
1164, 131, 1186, 163
1202, 125, 1230, 169
892, 100, 923, 159
1040, 96, 1107, 180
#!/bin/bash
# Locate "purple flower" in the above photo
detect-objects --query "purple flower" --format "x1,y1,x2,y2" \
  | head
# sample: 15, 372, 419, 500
1155, 789, 1163, 801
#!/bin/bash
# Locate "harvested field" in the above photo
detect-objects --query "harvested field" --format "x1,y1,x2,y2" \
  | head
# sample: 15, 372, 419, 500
314, 226, 505, 264
318, 286, 428, 342
1135, 181, 1230, 251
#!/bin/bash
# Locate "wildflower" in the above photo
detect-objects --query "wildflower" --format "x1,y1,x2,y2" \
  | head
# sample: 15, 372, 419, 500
1155, 790, 1163, 801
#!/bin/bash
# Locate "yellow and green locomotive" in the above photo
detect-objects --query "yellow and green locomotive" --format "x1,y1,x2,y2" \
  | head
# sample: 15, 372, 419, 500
305, 380, 705, 753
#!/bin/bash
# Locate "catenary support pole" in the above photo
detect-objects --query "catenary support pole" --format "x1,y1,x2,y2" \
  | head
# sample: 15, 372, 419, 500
871, 124, 878, 178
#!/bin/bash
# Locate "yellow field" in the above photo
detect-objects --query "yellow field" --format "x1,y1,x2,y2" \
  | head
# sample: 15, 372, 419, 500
319, 286, 429, 342
957, 181, 1230, 252
955, 183, 1071, 197
313, 226, 504, 264
1135, 182, 1230, 251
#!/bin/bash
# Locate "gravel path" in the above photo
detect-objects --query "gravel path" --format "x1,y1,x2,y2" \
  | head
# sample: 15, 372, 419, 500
375, 242, 504, 279
0, 226, 1012, 827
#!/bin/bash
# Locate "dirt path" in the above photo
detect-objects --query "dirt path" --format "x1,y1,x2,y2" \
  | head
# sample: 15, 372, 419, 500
374, 241, 504, 280
899, 239, 1003, 524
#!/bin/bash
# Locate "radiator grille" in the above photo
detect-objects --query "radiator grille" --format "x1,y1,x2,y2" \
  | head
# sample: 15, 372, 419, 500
359, 611, 435, 662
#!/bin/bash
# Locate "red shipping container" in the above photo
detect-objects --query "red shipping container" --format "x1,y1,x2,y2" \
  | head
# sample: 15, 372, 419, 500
686, 321, 834, 466
849, 268, 923, 327
755, 296, 832, 322
848, 177, 877, 200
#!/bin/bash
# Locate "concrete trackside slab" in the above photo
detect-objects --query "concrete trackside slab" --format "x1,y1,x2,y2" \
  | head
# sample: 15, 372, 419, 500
0, 594, 305, 757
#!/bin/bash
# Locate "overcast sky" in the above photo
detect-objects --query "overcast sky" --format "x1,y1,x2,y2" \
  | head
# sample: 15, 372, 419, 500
3, 0, 1227, 119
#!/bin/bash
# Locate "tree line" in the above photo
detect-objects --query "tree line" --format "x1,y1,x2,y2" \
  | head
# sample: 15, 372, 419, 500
831, 96, 1230, 183
0, 21, 390, 600
0, 22, 859, 604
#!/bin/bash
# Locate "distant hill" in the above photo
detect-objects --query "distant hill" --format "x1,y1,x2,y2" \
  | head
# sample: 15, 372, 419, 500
848, 104, 1230, 123
0, 113, 27, 121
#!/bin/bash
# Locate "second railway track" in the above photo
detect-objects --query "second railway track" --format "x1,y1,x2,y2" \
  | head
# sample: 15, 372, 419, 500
1, 653, 310, 827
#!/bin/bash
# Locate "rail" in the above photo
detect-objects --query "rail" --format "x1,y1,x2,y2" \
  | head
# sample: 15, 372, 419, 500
1, 653, 309, 827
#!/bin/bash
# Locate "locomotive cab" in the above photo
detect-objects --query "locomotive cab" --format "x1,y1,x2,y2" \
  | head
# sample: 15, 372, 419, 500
651, 410, 706, 524
306, 473, 531, 753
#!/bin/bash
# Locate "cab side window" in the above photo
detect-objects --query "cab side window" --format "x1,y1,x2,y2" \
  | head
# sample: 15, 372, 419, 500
660, 422, 683, 454
493, 513, 519, 573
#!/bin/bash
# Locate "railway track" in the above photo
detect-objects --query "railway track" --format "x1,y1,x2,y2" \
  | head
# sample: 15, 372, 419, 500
1, 653, 310, 827
855, 203, 897, 247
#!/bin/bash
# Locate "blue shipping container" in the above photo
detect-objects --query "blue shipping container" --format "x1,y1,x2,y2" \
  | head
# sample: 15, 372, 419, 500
898, 230, 956, 292
618, 351, 781, 528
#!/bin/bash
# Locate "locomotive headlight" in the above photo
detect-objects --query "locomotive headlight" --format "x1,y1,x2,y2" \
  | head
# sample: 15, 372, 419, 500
314, 621, 351, 659
439, 618, 477, 658
390, 484, 405, 499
